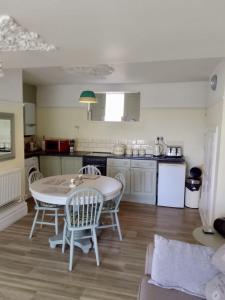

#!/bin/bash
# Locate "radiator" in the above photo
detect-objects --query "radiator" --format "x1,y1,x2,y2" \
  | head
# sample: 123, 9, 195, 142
0, 168, 21, 208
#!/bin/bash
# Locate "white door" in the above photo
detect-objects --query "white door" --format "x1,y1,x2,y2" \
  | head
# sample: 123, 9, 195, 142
199, 127, 219, 232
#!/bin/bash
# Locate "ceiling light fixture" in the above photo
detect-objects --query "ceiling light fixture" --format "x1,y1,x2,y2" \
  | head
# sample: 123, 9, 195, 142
0, 15, 56, 51
63, 64, 114, 79
79, 90, 97, 104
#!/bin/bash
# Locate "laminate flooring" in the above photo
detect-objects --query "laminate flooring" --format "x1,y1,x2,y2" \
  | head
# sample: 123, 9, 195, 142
0, 201, 201, 300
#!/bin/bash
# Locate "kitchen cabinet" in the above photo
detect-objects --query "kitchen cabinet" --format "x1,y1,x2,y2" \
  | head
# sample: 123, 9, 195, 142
130, 160, 157, 204
61, 157, 82, 175
107, 158, 131, 194
39, 156, 61, 177
24, 102, 36, 136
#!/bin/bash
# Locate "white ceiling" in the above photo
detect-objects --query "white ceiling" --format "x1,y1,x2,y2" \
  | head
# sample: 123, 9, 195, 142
23, 58, 221, 85
1, 0, 225, 84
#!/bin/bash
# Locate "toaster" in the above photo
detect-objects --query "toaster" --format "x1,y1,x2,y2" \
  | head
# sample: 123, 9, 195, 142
166, 146, 182, 157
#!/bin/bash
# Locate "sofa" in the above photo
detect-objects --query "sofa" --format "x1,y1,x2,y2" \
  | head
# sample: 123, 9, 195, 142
137, 243, 202, 300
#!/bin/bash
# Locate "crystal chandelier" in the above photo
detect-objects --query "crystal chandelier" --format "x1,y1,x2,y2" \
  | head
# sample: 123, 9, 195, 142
0, 15, 56, 51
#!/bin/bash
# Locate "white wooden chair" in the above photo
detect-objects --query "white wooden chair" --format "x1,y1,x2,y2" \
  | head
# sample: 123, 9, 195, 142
62, 187, 104, 271
29, 171, 64, 239
78, 165, 101, 175
98, 173, 125, 241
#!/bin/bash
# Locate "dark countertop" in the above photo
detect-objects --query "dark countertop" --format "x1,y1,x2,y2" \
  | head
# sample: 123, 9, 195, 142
25, 150, 185, 163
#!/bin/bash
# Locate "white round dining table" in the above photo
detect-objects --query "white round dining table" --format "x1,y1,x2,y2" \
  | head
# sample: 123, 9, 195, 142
30, 174, 122, 252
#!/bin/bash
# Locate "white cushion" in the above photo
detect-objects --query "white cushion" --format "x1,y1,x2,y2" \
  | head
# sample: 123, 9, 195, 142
212, 244, 225, 274
149, 235, 218, 298
205, 274, 225, 300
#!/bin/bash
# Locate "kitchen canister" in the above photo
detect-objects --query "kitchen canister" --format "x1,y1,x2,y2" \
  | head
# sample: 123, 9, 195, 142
125, 146, 132, 156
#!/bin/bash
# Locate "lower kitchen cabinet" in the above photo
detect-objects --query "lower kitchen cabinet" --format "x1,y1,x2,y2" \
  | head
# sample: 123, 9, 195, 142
131, 167, 156, 204
40, 156, 82, 176
107, 166, 131, 194
130, 159, 157, 204
39, 156, 61, 177
61, 157, 82, 175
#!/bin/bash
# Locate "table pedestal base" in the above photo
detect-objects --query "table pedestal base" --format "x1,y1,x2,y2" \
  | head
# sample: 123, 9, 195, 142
49, 231, 92, 254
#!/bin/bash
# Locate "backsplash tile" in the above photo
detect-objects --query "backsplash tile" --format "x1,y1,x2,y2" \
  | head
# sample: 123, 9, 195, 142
75, 137, 183, 153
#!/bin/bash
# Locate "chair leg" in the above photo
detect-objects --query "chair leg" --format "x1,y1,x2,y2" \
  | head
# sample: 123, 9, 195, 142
29, 209, 39, 239
92, 228, 100, 266
55, 210, 58, 235
62, 222, 67, 254
69, 231, 74, 272
110, 212, 115, 231
115, 212, 122, 241
40, 210, 45, 228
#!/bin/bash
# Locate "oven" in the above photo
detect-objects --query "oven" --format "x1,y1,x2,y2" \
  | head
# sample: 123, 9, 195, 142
82, 156, 107, 176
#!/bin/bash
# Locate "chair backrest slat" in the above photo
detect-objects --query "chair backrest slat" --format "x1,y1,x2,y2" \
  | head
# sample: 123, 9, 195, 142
65, 187, 104, 229
28, 170, 43, 186
114, 173, 126, 210
28, 171, 44, 207
78, 165, 101, 175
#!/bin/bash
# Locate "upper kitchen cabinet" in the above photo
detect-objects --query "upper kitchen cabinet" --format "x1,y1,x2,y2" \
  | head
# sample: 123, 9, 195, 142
23, 83, 37, 136
24, 103, 36, 136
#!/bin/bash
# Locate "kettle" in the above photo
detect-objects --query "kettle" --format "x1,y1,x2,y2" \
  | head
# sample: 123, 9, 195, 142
153, 144, 163, 156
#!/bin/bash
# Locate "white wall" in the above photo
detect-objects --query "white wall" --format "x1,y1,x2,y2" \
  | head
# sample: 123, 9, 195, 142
0, 69, 23, 103
205, 59, 225, 221
36, 81, 207, 169
0, 69, 25, 194
37, 81, 207, 108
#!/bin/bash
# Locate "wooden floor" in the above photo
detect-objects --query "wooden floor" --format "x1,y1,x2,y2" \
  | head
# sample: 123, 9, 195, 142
0, 201, 201, 300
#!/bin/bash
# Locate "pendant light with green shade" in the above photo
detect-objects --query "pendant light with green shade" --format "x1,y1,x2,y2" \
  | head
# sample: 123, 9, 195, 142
79, 90, 97, 104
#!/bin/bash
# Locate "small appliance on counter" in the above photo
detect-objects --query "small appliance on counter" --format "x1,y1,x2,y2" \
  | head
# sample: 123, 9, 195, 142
125, 145, 132, 156
44, 139, 70, 153
112, 144, 125, 155
69, 139, 75, 153
153, 137, 163, 156
166, 145, 183, 157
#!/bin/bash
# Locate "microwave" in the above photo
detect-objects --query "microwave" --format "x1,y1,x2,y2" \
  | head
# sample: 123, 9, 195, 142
45, 139, 70, 153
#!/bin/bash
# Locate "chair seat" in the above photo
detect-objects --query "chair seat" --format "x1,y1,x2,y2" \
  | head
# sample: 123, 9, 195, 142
39, 202, 62, 209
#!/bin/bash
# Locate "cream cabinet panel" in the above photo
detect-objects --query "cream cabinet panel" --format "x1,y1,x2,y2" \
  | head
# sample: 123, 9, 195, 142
40, 156, 61, 177
107, 158, 130, 168
131, 163, 157, 204
130, 168, 142, 193
107, 161, 130, 194
142, 168, 157, 196
61, 157, 82, 175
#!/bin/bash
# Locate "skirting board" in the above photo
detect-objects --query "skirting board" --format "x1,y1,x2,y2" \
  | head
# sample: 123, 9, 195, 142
0, 201, 28, 231
122, 194, 156, 205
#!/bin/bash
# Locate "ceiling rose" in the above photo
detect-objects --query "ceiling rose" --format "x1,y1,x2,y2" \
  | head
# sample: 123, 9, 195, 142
0, 15, 56, 51
63, 64, 114, 78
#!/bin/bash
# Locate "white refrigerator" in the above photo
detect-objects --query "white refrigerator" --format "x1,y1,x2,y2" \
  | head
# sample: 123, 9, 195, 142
157, 163, 186, 208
